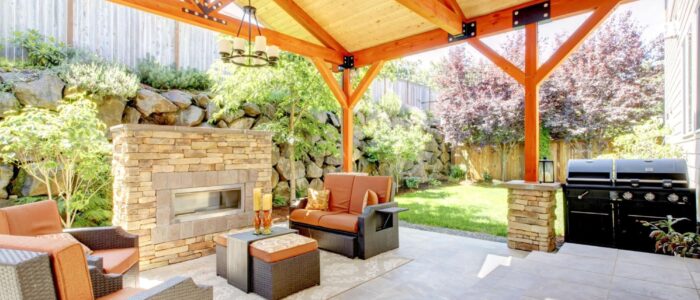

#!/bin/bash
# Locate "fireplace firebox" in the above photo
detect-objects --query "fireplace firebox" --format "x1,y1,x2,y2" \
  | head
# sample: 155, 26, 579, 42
172, 184, 244, 223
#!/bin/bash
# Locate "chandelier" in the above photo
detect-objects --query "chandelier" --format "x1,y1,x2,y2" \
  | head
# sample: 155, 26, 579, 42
217, 0, 279, 67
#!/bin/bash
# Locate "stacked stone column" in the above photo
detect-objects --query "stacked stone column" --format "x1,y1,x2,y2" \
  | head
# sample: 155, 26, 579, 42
504, 181, 560, 252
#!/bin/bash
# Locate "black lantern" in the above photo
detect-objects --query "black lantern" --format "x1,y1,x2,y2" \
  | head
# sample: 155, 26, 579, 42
539, 157, 555, 183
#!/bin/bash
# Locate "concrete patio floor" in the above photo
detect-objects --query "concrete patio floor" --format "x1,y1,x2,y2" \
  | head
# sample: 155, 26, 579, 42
139, 226, 700, 299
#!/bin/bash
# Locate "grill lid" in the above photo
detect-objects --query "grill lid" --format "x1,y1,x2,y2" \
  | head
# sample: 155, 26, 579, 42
615, 159, 688, 188
566, 159, 613, 185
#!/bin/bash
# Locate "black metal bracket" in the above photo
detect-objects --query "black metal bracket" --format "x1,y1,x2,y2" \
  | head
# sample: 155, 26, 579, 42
512, 1, 551, 28
339, 56, 355, 70
448, 22, 477, 43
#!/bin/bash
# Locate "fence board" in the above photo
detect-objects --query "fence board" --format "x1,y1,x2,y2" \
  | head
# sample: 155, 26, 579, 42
453, 141, 612, 182
0, 0, 219, 71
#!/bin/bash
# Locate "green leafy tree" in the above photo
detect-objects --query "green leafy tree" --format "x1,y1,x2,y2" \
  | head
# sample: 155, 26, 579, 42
11, 30, 66, 68
360, 93, 430, 192
209, 53, 339, 201
601, 118, 682, 159
0, 96, 112, 228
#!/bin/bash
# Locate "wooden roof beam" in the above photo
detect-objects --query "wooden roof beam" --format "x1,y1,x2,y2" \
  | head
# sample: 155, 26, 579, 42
108, 0, 344, 65
395, 0, 464, 35
440, 0, 465, 20
311, 57, 348, 109
348, 60, 385, 108
273, 0, 349, 54
354, 0, 632, 67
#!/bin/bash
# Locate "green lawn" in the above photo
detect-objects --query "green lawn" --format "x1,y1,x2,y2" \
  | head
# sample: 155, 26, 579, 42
396, 183, 564, 237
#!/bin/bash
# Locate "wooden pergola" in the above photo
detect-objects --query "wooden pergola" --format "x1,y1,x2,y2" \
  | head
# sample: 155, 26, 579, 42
110, 0, 628, 182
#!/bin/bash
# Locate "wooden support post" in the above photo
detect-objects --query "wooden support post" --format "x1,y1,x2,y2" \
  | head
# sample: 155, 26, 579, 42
341, 69, 353, 172
523, 24, 540, 182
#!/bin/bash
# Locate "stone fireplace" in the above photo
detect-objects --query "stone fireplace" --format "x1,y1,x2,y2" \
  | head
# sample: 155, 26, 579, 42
111, 124, 272, 270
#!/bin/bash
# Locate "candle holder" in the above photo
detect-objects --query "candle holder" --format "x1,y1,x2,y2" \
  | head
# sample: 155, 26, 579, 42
254, 210, 262, 235
262, 210, 272, 235
253, 188, 262, 235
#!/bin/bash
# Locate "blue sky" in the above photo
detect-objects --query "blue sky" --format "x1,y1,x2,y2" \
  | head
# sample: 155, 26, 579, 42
405, 0, 664, 64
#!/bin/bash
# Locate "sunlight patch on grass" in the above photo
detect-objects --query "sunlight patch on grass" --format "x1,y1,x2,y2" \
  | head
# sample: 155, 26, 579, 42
396, 183, 564, 237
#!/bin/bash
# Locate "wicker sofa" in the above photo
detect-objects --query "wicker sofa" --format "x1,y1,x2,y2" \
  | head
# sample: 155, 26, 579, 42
0, 234, 212, 300
289, 174, 401, 259
0, 200, 139, 293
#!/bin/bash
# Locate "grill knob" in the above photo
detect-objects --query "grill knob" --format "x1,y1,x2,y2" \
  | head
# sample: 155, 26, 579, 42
668, 193, 679, 203
622, 191, 633, 200
644, 192, 655, 201
609, 191, 619, 200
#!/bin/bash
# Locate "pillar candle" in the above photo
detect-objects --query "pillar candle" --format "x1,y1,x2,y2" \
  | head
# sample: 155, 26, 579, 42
253, 188, 262, 211
262, 193, 272, 210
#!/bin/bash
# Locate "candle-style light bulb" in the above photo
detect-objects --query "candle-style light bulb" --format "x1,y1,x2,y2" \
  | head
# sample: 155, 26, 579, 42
254, 36, 267, 54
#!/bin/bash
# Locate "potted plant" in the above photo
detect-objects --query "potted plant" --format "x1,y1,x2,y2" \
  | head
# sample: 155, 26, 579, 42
641, 215, 700, 258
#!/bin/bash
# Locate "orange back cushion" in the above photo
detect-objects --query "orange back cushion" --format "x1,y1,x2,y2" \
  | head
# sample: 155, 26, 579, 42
323, 174, 356, 212
0, 200, 63, 236
0, 234, 94, 300
348, 176, 392, 215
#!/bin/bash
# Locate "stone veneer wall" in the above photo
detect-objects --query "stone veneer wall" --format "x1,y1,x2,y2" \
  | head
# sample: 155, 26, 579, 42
504, 181, 560, 252
111, 124, 272, 270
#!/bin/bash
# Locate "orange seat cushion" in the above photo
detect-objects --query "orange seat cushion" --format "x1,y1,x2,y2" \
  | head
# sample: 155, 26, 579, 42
92, 247, 139, 274
0, 234, 93, 300
249, 234, 318, 263
324, 174, 356, 212
349, 176, 392, 215
318, 213, 359, 233
290, 209, 340, 226
0, 200, 63, 236
97, 287, 145, 300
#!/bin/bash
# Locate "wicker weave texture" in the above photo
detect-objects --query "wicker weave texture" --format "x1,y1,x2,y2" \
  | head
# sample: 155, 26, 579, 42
66, 226, 138, 250
0, 249, 57, 300
252, 250, 320, 300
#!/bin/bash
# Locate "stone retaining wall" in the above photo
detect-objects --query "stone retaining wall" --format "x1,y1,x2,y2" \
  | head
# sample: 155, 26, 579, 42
111, 124, 272, 270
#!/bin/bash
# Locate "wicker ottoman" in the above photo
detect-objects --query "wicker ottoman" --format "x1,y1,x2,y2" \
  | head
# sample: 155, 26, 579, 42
250, 234, 320, 300
0, 249, 57, 300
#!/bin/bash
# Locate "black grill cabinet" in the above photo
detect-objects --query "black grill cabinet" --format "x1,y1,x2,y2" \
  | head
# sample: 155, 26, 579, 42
563, 159, 697, 253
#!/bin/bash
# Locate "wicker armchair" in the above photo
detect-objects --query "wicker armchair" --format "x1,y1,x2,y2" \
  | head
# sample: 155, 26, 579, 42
0, 200, 140, 296
289, 174, 404, 259
0, 237, 213, 300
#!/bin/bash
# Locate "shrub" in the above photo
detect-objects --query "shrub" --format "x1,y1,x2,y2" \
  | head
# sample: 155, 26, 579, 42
57, 62, 140, 98
273, 195, 287, 208
0, 95, 112, 228
428, 178, 442, 187
481, 171, 493, 184
137, 57, 211, 91
448, 166, 466, 181
405, 177, 421, 189
11, 30, 66, 68
603, 118, 682, 159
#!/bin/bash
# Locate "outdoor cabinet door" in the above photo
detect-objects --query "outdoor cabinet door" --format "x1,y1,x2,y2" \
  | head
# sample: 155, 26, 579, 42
565, 194, 615, 247
617, 199, 696, 253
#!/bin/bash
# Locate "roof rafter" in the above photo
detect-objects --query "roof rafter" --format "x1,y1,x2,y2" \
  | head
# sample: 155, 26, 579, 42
440, 0, 465, 20
272, 0, 349, 54
354, 0, 632, 67
395, 0, 463, 35
108, 0, 343, 65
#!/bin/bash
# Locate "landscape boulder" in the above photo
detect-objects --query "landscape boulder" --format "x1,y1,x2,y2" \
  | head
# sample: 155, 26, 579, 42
242, 102, 261, 117
97, 95, 127, 130
228, 117, 255, 130
275, 158, 305, 181
0, 164, 13, 199
12, 73, 64, 110
122, 106, 142, 124
193, 93, 210, 108
0, 92, 20, 117
176, 106, 205, 126
161, 90, 193, 109
135, 89, 177, 116
306, 163, 323, 178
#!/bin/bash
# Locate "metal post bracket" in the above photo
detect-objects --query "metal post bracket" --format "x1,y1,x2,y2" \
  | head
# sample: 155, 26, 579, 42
513, 1, 551, 28
340, 56, 355, 70
448, 22, 477, 43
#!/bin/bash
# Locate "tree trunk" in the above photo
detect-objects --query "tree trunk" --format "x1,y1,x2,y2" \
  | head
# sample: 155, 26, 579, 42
499, 144, 507, 182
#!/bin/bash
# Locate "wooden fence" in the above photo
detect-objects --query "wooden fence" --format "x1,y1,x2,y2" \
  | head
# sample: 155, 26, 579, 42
0, 0, 219, 71
453, 141, 612, 182
369, 78, 437, 113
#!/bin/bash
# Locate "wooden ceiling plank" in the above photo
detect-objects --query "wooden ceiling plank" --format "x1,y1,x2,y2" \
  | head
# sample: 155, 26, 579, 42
108, 0, 343, 65
395, 0, 463, 35
272, 0, 349, 54
535, 0, 622, 83
311, 57, 348, 108
349, 60, 385, 108
467, 39, 525, 85
441, 0, 465, 20
354, 0, 631, 67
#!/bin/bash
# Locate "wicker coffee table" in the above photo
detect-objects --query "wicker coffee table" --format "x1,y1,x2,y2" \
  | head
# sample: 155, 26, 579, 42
224, 227, 297, 292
